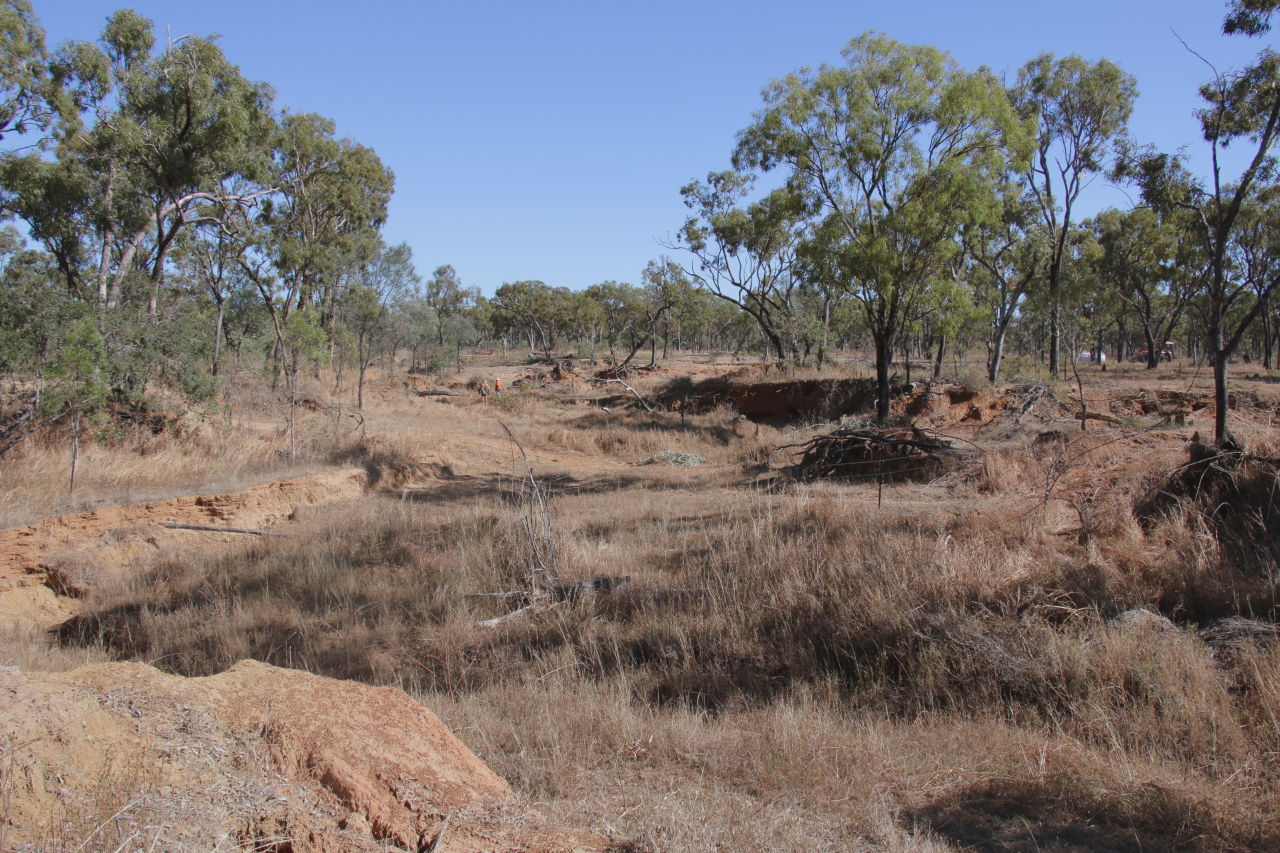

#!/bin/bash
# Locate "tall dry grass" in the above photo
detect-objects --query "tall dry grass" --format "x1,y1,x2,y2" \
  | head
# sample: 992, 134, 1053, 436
0, 366, 367, 529
25, 364, 1280, 850
57, 458, 1280, 850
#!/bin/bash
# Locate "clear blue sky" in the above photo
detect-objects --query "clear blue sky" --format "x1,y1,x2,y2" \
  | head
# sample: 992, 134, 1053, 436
37, 1, 1271, 295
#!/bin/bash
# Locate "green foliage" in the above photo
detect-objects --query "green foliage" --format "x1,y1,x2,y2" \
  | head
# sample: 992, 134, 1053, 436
492, 280, 568, 355
733, 32, 1028, 409
1114, 28, 1280, 440
3, 9, 276, 306
262, 112, 393, 304
1014, 52, 1137, 375
0, 234, 77, 371
178, 360, 218, 401
0, 0, 58, 142
42, 316, 108, 418
678, 170, 807, 364
1224, 0, 1280, 35
0, 4, 410, 434
283, 310, 328, 366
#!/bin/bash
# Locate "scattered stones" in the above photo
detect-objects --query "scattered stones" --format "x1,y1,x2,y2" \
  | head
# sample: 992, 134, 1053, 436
641, 449, 707, 467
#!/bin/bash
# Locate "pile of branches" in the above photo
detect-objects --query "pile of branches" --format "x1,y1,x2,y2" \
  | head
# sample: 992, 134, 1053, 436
789, 425, 964, 482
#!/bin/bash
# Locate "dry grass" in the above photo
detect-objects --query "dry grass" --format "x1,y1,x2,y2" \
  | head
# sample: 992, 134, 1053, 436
58, 458, 1280, 849
0, 366, 365, 529
19, 362, 1280, 850
431, 674, 1276, 852
0, 623, 109, 672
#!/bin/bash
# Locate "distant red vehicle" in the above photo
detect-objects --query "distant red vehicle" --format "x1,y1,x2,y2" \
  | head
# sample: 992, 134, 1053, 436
1135, 341, 1176, 362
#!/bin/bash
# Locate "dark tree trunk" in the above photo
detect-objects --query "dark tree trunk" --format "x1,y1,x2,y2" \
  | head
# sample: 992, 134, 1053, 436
1262, 313, 1274, 370
875, 336, 892, 423
1213, 348, 1230, 445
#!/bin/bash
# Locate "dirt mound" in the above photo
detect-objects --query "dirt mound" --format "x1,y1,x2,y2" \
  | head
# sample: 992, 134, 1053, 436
892, 383, 1012, 430
0, 469, 367, 631
0, 660, 614, 851
1108, 388, 1213, 420
367, 454, 457, 492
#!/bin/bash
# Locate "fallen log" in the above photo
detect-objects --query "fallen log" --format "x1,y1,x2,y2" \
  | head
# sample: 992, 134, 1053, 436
162, 522, 290, 536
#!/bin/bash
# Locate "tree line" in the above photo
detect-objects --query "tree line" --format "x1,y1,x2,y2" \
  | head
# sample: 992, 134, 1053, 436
675, 4, 1280, 443
1, 1, 1278, 455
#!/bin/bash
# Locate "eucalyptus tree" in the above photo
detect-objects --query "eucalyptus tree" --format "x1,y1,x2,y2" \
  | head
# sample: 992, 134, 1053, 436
1092, 207, 1198, 369
345, 241, 417, 408
1068, 223, 1125, 369
676, 170, 807, 366
1231, 189, 1280, 369
562, 288, 604, 353
734, 33, 1028, 420
668, 283, 718, 353
171, 173, 279, 378
2, 10, 275, 313
1119, 54, 1280, 445
0, 0, 65, 148
1225, 0, 1280, 35
43, 316, 108, 490
247, 112, 392, 376
583, 280, 643, 361
173, 204, 242, 377
1014, 53, 1137, 376
793, 219, 855, 367
395, 296, 440, 372
640, 257, 692, 366
492, 280, 558, 356
961, 182, 1041, 382
425, 264, 467, 347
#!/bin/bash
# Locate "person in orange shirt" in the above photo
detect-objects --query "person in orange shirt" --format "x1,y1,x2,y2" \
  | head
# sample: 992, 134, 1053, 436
494, 378, 502, 394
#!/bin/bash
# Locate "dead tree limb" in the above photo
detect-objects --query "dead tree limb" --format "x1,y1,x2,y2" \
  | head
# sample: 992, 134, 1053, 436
426, 813, 453, 853
479, 602, 559, 628
497, 420, 561, 589
602, 378, 654, 412
162, 522, 290, 536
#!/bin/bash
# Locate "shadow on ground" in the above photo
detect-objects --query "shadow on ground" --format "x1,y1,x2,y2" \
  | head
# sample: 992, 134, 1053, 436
904, 778, 1237, 853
